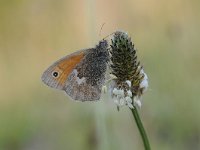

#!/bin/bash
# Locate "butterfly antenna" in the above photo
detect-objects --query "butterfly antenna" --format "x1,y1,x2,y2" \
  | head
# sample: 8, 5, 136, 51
102, 31, 116, 40
99, 23, 117, 40
99, 23, 106, 37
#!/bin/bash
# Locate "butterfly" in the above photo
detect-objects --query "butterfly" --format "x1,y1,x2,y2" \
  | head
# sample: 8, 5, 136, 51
41, 39, 110, 102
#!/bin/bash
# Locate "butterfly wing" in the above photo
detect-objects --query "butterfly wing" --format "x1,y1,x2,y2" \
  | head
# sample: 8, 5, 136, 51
41, 49, 86, 90
64, 40, 109, 101
41, 40, 109, 101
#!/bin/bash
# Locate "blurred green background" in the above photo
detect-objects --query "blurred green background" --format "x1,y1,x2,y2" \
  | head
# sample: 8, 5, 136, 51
0, 0, 200, 150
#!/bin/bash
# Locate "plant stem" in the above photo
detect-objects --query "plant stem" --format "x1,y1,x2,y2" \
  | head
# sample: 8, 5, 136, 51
130, 107, 151, 150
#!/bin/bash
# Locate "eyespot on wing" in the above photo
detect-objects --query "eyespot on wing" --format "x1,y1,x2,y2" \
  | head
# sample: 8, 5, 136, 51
41, 50, 85, 89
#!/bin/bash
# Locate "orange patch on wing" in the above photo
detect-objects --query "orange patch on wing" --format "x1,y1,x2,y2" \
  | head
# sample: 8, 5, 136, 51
54, 52, 84, 86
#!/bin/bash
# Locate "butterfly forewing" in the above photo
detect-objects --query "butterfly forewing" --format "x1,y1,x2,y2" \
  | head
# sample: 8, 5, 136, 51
41, 49, 86, 90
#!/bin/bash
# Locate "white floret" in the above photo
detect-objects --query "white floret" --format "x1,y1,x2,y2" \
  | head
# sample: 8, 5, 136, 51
140, 69, 148, 91
119, 98, 125, 106
118, 89, 125, 97
113, 88, 119, 95
134, 97, 142, 108
102, 85, 107, 93
125, 96, 134, 109
126, 80, 132, 87
114, 99, 120, 106
127, 103, 134, 109
110, 74, 117, 79
127, 90, 132, 97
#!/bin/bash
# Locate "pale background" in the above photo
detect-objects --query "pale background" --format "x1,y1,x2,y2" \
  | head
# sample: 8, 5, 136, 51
0, 0, 200, 150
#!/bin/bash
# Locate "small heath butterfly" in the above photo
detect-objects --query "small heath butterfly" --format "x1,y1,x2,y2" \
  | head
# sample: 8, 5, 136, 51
41, 40, 109, 101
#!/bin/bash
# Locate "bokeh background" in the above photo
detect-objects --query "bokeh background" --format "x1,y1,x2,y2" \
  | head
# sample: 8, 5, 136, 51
0, 0, 200, 150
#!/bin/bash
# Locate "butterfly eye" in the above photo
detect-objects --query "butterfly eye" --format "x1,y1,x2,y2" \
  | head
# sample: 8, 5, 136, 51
52, 71, 59, 78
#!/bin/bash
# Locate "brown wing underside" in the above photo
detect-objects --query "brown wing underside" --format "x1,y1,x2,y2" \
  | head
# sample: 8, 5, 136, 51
41, 50, 85, 89
54, 52, 85, 87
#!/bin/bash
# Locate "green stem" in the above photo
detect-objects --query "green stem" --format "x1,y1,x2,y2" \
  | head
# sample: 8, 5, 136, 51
130, 107, 151, 150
